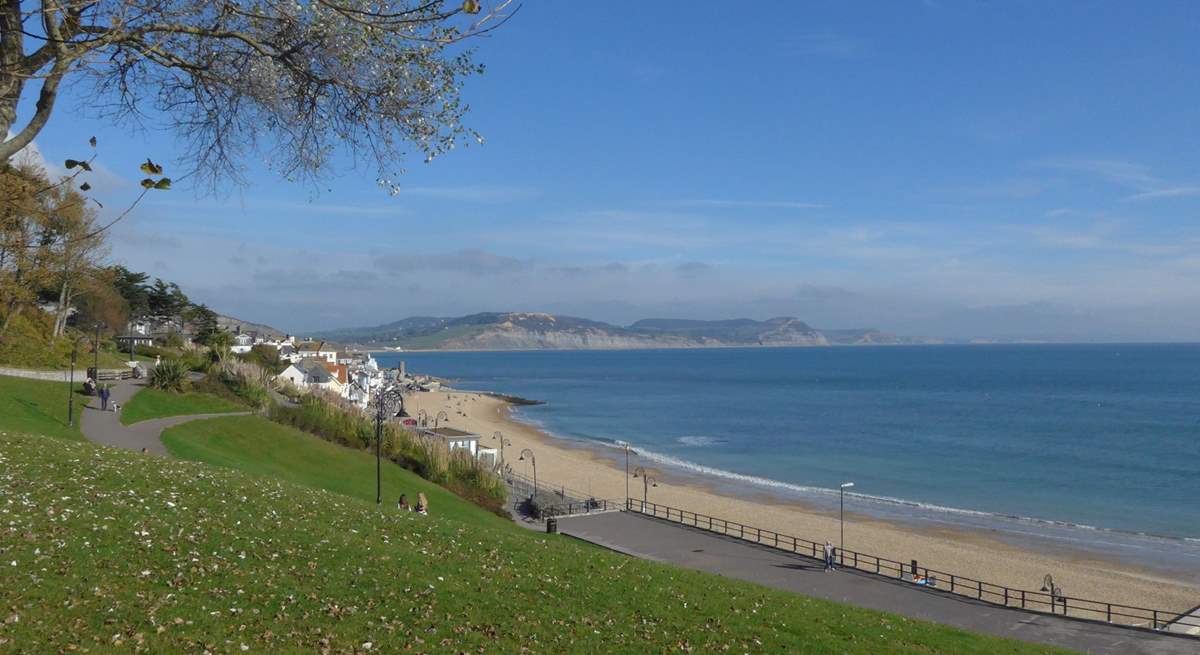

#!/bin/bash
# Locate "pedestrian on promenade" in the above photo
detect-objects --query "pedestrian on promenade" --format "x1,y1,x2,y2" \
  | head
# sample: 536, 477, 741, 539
99, 384, 110, 411
416, 492, 428, 515
398, 494, 410, 511
823, 541, 834, 572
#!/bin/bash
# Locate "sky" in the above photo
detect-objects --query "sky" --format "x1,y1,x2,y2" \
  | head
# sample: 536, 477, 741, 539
19, 2, 1200, 340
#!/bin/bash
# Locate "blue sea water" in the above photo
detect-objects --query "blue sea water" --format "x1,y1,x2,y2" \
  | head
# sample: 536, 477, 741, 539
376, 345, 1200, 546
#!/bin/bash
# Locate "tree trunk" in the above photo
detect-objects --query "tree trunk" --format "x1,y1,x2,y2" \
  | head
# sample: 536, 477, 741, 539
0, 0, 25, 142
53, 279, 70, 338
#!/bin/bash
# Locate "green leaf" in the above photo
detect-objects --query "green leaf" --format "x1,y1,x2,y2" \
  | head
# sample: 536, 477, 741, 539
65, 159, 78, 169
153, 178, 172, 190
463, 0, 481, 14
139, 159, 163, 175
77, 161, 92, 172
79, 182, 91, 192
140, 178, 155, 189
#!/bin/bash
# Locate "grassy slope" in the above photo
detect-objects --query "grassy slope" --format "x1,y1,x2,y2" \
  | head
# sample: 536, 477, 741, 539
0, 432, 1072, 655
161, 415, 517, 532
120, 388, 246, 425
0, 375, 83, 440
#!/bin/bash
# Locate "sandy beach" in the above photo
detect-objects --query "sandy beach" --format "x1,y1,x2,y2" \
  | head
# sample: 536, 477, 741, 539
405, 388, 1200, 615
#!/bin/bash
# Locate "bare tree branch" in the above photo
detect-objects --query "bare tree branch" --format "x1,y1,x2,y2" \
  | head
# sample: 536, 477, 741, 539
0, 0, 516, 193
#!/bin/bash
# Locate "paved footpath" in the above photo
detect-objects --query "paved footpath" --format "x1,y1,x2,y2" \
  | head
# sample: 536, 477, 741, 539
80, 379, 249, 455
557, 512, 1197, 655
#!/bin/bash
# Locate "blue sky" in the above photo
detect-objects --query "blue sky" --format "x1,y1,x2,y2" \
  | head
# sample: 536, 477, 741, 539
22, 2, 1200, 339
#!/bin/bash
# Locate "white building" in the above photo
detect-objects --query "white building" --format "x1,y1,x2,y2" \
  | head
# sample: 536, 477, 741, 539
297, 342, 338, 364
230, 333, 255, 354
276, 360, 346, 396
418, 427, 482, 457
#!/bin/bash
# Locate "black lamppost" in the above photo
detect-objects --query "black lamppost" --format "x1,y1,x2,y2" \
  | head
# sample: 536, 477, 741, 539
518, 448, 536, 499
435, 410, 449, 428
632, 466, 657, 504
619, 441, 631, 504
492, 431, 511, 465
839, 481, 855, 554
67, 339, 79, 426
93, 322, 103, 373
1040, 574, 1066, 614
371, 387, 403, 507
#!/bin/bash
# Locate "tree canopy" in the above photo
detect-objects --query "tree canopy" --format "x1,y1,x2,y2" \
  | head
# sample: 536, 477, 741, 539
0, 0, 513, 191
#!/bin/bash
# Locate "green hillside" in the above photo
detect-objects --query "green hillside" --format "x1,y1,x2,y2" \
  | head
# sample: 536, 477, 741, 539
0, 431, 1071, 654
161, 415, 516, 531
121, 389, 248, 425
0, 375, 84, 440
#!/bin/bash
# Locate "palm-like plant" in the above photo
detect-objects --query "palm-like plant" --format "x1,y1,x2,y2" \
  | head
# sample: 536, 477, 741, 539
148, 359, 188, 393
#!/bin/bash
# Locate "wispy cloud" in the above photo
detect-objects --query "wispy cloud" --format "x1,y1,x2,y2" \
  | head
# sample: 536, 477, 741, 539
1034, 157, 1200, 202
1034, 157, 1161, 190
398, 185, 541, 203
1124, 186, 1200, 202
673, 199, 828, 210
789, 32, 869, 59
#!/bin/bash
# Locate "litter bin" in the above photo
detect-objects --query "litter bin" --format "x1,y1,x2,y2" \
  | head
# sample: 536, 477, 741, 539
546, 517, 558, 534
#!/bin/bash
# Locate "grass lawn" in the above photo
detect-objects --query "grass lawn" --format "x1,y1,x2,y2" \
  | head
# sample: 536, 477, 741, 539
0, 431, 1074, 654
120, 388, 247, 425
0, 375, 84, 440
162, 415, 517, 531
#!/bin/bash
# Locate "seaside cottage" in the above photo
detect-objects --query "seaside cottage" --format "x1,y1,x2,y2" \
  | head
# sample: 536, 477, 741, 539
297, 341, 339, 364
230, 332, 255, 354
417, 427, 484, 457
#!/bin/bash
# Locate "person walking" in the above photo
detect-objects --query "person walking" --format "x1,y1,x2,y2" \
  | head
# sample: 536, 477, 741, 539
823, 541, 835, 572
99, 384, 110, 411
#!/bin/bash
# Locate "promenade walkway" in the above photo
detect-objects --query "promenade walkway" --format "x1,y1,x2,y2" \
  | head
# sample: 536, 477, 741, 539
558, 511, 1196, 655
79, 379, 249, 455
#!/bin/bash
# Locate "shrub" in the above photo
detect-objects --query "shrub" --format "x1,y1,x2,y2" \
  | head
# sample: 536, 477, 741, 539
266, 393, 508, 517
217, 361, 271, 409
148, 359, 188, 392
179, 349, 211, 373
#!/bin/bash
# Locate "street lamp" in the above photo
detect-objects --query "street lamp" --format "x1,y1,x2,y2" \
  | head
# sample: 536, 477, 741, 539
622, 441, 630, 504
93, 322, 103, 374
67, 339, 80, 426
492, 431, 511, 465
518, 448, 536, 499
371, 386, 403, 507
1040, 574, 1066, 614
632, 466, 657, 505
839, 482, 855, 555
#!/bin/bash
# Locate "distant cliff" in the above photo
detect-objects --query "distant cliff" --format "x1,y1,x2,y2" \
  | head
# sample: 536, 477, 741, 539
312, 312, 934, 350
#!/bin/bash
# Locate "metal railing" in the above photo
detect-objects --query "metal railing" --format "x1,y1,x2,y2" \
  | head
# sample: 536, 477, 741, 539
625, 498, 1199, 636
540, 498, 624, 518
503, 469, 596, 503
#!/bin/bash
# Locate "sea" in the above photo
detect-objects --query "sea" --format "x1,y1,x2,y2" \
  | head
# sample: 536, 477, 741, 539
375, 344, 1200, 577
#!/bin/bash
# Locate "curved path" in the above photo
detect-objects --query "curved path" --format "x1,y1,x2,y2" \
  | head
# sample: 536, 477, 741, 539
80, 379, 250, 455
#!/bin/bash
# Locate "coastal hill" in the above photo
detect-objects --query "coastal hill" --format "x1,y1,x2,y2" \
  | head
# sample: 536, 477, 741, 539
312, 311, 934, 350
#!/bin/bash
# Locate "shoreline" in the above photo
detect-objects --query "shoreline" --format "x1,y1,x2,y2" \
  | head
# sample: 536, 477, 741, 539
404, 388, 1200, 614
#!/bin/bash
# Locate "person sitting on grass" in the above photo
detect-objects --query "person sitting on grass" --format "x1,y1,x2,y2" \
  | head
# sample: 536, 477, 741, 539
415, 493, 428, 515
397, 494, 410, 511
